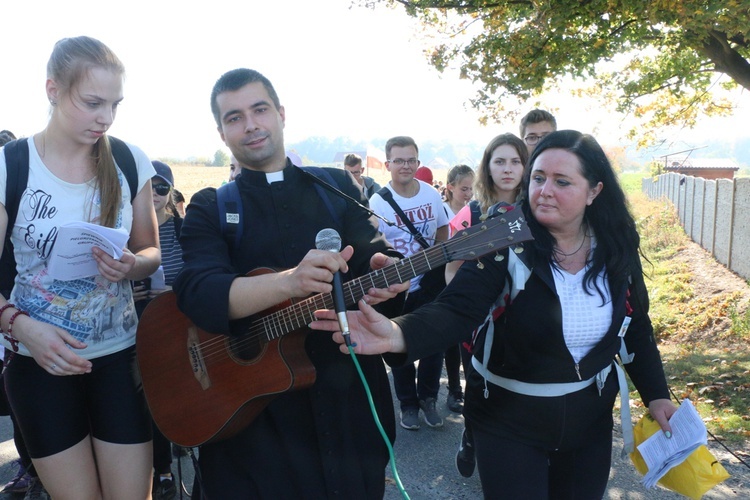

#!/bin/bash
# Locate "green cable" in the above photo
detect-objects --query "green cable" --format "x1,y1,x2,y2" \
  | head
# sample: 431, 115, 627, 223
347, 345, 410, 500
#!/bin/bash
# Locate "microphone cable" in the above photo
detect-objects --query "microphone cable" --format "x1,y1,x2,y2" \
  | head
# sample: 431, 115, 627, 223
347, 344, 411, 500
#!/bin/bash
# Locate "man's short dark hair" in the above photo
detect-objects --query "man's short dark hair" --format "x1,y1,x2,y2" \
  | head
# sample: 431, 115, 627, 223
0, 130, 16, 147
519, 109, 557, 137
344, 153, 362, 167
210, 69, 281, 127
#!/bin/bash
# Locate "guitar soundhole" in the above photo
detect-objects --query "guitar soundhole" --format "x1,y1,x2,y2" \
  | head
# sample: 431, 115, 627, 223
227, 333, 267, 363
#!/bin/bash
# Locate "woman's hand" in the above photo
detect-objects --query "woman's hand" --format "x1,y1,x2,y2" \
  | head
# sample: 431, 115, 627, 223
131, 280, 150, 302
311, 298, 406, 355
11, 314, 92, 376
93, 246, 136, 283
648, 398, 678, 437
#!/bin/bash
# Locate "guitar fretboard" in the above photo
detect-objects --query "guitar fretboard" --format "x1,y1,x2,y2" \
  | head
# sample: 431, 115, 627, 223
251, 211, 530, 341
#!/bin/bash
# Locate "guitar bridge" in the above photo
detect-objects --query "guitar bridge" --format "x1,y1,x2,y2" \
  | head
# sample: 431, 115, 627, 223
187, 326, 211, 390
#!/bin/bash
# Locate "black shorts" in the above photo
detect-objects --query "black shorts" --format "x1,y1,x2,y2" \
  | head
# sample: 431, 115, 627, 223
4, 346, 152, 458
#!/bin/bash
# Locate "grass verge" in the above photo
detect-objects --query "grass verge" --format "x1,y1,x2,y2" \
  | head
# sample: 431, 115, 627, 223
624, 181, 750, 447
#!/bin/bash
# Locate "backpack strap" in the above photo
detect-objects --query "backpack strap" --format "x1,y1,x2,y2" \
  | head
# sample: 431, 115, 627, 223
1, 139, 29, 298
3, 138, 30, 229
468, 199, 482, 226
216, 181, 243, 253
109, 136, 138, 203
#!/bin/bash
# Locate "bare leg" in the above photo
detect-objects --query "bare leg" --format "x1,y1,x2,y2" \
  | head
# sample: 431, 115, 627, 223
93, 438, 153, 500
32, 435, 102, 500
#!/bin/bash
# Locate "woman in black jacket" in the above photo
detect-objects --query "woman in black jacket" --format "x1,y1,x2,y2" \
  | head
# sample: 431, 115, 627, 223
313, 130, 677, 499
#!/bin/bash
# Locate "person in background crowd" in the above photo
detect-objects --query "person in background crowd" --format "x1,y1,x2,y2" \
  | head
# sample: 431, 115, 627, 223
447, 132, 528, 477
520, 109, 557, 155
0, 129, 50, 499
0, 36, 159, 499
172, 188, 186, 218
0, 130, 16, 146
228, 153, 241, 182
344, 153, 380, 198
414, 165, 433, 188
314, 130, 677, 499
369, 136, 449, 431
441, 165, 476, 414
173, 68, 407, 498
132, 160, 183, 499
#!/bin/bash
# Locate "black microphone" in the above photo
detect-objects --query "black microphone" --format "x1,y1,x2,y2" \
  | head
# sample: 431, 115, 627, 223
315, 228, 352, 346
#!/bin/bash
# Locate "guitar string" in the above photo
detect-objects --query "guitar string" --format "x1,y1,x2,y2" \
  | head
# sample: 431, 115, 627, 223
191, 235, 519, 362
189, 225, 525, 361
191, 228, 523, 362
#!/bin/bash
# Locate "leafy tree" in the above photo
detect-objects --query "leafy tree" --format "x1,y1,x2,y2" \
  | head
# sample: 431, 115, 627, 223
363, 1, 749, 146
212, 149, 229, 167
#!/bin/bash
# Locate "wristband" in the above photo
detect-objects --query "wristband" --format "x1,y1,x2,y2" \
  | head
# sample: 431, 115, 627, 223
5, 309, 28, 353
0, 303, 15, 331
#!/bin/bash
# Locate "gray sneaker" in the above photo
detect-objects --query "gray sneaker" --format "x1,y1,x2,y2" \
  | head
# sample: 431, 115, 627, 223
400, 408, 420, 430
419, 397, 443, 428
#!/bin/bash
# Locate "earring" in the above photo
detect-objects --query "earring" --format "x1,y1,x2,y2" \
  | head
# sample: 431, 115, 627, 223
49, 99, 57, 106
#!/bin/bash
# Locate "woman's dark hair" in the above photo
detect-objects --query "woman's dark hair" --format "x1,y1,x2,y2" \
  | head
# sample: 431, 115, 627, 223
522, 130, 641, 298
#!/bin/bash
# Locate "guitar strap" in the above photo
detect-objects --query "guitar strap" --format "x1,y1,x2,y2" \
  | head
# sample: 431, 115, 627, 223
375, 187, 431, 250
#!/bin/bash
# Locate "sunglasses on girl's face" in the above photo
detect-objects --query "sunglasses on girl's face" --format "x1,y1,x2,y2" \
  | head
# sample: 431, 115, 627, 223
152, 184, 171, 196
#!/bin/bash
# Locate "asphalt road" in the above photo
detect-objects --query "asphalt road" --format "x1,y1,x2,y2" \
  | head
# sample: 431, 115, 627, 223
0, 368, 747, 498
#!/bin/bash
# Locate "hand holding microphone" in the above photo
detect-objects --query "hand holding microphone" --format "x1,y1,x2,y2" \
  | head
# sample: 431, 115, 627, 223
315, 228, 352, 346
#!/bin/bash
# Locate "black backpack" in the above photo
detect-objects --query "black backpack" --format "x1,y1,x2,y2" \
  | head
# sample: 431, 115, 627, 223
1, 137, 138, 298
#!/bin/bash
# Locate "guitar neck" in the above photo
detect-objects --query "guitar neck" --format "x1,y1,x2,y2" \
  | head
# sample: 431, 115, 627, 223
256, 246, 447, 342
251, 210, 532, 342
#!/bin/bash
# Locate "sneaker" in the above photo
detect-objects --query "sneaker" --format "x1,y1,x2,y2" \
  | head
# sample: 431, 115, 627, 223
399, 408, 420, 430
456, 429, 476, 478
419, 397, 443, 428
447, 391, 464, 413
2, 459, 30, 493
24, 477, 50, 500
153, 474, 177, 500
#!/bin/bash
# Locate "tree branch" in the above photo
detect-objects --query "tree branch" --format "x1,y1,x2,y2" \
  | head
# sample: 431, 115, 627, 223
697, 29, 750, 90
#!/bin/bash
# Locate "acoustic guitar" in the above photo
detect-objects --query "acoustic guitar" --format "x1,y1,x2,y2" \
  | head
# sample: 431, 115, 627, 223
136, 210, 532, 447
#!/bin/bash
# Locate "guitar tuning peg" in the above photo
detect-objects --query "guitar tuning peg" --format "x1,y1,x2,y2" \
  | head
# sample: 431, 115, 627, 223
476, 261, 485, 269
494, 254, 505, 262
461, 220, 469, 228
497, 207, 508, 214
479, 213, 489, 221
514, 246, 524, 254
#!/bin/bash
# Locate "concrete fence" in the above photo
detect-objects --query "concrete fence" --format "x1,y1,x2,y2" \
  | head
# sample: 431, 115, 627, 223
642, 173, 750, 281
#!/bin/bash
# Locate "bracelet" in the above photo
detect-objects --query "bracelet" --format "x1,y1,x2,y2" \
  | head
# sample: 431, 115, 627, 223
0, 303, 15, 332
5, 309, 28, 353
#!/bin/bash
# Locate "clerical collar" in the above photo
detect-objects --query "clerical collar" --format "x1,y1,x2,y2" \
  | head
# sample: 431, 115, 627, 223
266, 170, 285, 184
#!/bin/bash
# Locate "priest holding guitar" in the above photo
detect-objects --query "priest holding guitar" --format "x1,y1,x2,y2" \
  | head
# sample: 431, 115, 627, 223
164, 68, 409, 498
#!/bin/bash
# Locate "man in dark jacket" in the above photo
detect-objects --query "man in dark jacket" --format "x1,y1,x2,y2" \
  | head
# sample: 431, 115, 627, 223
173, 68, 407, 498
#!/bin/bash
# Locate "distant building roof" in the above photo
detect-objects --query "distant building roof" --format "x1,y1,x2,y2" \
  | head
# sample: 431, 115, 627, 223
664, 158, 740, 171
333, 147, 386, 163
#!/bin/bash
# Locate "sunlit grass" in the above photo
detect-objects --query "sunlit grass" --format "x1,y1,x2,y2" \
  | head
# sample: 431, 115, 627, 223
623, 185, 750, 445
